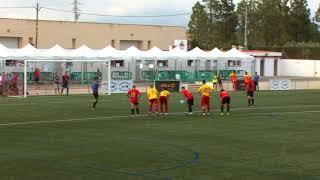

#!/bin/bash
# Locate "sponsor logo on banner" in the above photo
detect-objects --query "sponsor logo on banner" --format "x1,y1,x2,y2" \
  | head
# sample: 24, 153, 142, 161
270, 80, 290, 90
105, 80, 133, 93
155, 81, 180, 92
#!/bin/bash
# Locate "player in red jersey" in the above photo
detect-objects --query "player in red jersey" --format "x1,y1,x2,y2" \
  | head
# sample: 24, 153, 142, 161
181, 87, 194, 115
127, 85, 141, 117
219, 89, 231, 116
246, 77, 255, 107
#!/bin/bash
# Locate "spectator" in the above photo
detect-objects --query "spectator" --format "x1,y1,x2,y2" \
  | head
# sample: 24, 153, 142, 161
97, 69, 102, 80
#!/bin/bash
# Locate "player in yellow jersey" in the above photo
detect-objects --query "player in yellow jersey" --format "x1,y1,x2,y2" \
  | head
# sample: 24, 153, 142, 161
198, 80, 213, 115
147, 84, 159, 115
159, 87, 171, 115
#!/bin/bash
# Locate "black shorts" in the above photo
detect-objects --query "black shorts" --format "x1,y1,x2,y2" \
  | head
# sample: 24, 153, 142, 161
62, 83, 69, 88
187, 98, 194, 106
93, 91, 99, 99
34, 77, 39, 82
221, 97, 230, 104
247, 91, 254, 97
254, 81, 259, 86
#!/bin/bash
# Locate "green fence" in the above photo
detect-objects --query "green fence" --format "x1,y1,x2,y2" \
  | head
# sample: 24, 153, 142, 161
111, 71, 132, 80
14, 70, 246, 83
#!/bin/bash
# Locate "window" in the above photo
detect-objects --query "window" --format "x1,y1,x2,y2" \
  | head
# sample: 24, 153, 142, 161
187, 60, 194, 67
5, 60, 24, 67
72, 38, 77, 49
147, 41, 152, 49
111, 60, 124, 68
111, 40, 115, 48
157, 60, 168, 67
228, 60, 241, 67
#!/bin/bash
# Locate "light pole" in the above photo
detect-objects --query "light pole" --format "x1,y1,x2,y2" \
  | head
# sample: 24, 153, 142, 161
244, 0, 248, 50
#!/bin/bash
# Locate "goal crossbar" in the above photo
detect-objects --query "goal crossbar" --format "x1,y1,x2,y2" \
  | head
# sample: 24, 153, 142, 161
23, 59, 112, 98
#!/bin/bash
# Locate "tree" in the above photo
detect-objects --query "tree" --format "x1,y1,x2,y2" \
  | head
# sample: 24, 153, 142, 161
288, 0, 312, 42
188, 1, 210, 49
202, 0, 221, 48
316, 4, 320, 22
202, 0, 237, 48
217, 0, 238, 48
258, 0, 290, 46
236, 0, 263, 48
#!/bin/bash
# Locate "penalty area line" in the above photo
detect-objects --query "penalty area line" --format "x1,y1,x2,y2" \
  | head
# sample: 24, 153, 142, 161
1, 108, 320, 127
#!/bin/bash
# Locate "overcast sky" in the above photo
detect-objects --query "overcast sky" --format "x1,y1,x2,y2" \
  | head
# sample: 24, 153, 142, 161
0, 0, 319, 26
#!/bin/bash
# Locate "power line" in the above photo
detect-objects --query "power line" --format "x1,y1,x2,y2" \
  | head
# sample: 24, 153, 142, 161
0, 6, 35, 9
0, 5, 192, 18
41, 7, 191, 18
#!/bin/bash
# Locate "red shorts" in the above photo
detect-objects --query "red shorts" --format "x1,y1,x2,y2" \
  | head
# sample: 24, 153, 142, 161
201, 95, 210, 106
130, 98, 139, 105
159, 96, 168, 104
149, 98, 158, 104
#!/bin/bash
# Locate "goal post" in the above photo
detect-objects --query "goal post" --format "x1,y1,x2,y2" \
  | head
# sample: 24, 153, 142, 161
22, 59, 112, 98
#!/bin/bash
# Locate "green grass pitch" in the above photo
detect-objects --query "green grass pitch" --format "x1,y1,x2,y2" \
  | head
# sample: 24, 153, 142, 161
0, 90, 320, 180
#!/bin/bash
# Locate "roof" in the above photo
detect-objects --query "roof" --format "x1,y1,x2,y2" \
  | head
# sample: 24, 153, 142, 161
241, 50, 282, 57
0, 17, 186, 29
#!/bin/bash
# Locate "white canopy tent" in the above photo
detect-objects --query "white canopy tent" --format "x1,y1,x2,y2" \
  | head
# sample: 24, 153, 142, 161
188, 47, 210, 60
0, 43, 254, 61
0, 44, 255, 98
224, 48, 254, 60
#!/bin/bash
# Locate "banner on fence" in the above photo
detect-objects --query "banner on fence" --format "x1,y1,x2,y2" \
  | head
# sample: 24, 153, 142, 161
105, 80, 133, 94
270, 79, 290, 90
155, 81, 180, 92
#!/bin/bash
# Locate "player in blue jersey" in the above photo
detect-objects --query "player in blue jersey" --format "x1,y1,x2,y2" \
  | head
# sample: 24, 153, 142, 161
92, 77, 100, 110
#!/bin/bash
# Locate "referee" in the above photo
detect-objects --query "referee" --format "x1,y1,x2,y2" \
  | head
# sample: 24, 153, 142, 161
92, 77, 100, 110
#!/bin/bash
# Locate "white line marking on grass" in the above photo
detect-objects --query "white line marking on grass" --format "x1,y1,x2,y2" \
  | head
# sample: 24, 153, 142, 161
1, 108, 320, 127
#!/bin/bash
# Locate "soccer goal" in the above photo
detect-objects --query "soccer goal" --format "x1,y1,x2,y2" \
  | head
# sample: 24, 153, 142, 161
17, 59, 112, 98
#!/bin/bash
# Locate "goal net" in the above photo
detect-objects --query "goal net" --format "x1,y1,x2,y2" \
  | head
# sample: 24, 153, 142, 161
0, 60, 111, 98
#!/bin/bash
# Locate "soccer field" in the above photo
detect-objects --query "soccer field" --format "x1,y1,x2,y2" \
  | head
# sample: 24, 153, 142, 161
0, 90, 320, 180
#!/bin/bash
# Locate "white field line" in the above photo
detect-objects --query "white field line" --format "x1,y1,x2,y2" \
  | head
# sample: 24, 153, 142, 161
1, 106, 320, 127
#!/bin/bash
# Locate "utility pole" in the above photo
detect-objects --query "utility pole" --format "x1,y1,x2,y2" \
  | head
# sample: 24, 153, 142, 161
244, 0, 248, 50
35, 2, 40, 48
73, 0, 81, 22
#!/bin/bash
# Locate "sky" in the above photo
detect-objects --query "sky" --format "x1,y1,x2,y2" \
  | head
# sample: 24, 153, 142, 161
0, 0, 319, 27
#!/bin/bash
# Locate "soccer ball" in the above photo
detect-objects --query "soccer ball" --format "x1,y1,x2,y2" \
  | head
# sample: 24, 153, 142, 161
180, 100, 185, 104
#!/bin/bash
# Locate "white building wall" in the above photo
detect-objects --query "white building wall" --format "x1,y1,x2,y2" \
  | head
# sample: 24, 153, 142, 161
264, 58, 274, 77
278, 59, 320, 77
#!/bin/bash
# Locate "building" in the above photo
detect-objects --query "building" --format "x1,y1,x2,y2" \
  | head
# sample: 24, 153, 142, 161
242, 50, 283, 77
0, 18, 187, 50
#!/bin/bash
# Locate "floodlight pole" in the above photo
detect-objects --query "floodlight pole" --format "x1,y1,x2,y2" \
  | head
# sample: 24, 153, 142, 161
35, 3, 40, 48
244, 0, 248, 50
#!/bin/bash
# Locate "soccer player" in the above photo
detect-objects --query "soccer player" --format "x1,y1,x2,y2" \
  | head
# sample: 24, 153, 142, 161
212, 75, 218, 91
181, 86, 194, 115
246, 76, 255, 107
198, 80, 213, 115
54, 74, 60, 95
219, 89, 231, 116
61, 71, 70, 96
159, 87, 171, 115
91, 77, 100, 110
147, 85, 159, 115
218, 73, 224, 90
253, 72, 260, 91
244, 71, 250, 86
230, 71, 237, 92
127, 85, 141, 117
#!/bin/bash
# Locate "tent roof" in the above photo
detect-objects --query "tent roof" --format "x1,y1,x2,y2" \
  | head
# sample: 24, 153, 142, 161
224, 48, 254, 60
188, 47, 210, 60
